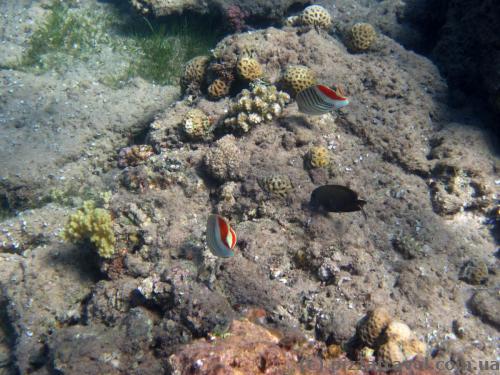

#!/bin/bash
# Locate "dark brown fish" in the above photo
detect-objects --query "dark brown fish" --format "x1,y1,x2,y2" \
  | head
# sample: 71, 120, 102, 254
310, 185, 366, 214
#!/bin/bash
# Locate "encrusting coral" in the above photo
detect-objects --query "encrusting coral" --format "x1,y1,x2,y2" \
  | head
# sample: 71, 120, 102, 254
180, 109, 212, 140
223, 82, 290, 133
282, 65, 317, 96
350, 23, 377, 51
62, 200, 115, 258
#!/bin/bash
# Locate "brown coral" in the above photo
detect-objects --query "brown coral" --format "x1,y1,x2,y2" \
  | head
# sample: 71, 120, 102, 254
208, 78, 230, 99
283, 65, 317, 96
181, 55, 209, 92
350, 23, 377, 51
356, 307, 392, 348
236, 57, 264, 81
301, 5, 332, 30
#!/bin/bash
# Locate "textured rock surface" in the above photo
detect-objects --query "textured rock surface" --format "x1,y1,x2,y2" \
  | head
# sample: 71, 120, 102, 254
130, 0, 309, 20
0, 3, 498, 375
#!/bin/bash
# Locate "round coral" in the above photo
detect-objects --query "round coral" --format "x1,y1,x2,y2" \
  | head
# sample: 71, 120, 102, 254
260, 175, 293, 197
301, 5, 332, 30
236, 57, 263, 81
350, 23, 377, 51
208, 79, 230, 99
181, 109, 212, 140
203, 135, 241, 182
283, 65, 317, 96
357, 307, 392, 348
181, 55, 209, 89
306, 146, 330, 169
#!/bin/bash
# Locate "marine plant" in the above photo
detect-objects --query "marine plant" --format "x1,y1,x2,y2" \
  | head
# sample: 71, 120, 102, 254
62, 200, 115, 258
16, 0, 221, 85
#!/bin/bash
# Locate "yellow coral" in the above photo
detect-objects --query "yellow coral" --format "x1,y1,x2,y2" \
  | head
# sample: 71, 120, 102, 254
63, 200, 115, 258
350, 23, 377, 51
306, 146, 330, 168
181, 109, 211, 140
181, 55, 209, 89
236, 57, 263, 81
283, 65, 317, 96
208, 78, 230, 99
301, 5, 332, 30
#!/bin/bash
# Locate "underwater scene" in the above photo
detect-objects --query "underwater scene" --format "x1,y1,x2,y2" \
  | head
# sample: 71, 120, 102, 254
0, 0, 499, 374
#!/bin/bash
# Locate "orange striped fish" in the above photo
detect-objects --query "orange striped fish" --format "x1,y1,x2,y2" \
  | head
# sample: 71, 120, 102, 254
206, 214, 237, 257
296, 84, 349, 115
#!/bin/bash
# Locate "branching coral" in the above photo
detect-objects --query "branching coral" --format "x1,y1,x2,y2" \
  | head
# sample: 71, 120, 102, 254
223, 82, 290, 134
63, 200, 115, 258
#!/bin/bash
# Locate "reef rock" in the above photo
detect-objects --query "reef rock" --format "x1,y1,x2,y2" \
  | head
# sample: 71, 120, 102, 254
130, 0, 309, 21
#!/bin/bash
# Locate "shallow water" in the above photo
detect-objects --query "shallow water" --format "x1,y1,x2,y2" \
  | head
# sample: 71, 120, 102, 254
0, 1, 498, 374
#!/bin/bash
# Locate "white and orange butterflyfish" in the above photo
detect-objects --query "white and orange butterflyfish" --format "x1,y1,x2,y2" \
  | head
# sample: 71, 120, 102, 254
206, 214, 237, 258
296, 84, 349, 115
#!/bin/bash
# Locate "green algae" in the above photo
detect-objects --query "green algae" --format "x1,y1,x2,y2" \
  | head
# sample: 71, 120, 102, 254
17, 0, 221, 85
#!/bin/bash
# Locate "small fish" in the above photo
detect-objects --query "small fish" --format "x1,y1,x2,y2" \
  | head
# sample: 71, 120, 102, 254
206, 214, 237, 257
296, 84, 349, 115
310, 184, 366, 215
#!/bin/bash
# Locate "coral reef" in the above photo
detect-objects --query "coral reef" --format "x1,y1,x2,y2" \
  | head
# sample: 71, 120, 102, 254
117, 145, 154, 168
282, 65, 317, 96
236, 56, 263, 81
180, 109, 212, 140
300, 5, 332, 30
62, 200, 115, 258
207, 78, 230, 99
349, 23, 377, 52
306, 146, 330, 169
260, 175, 293, 197
223, 82, 290, 133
